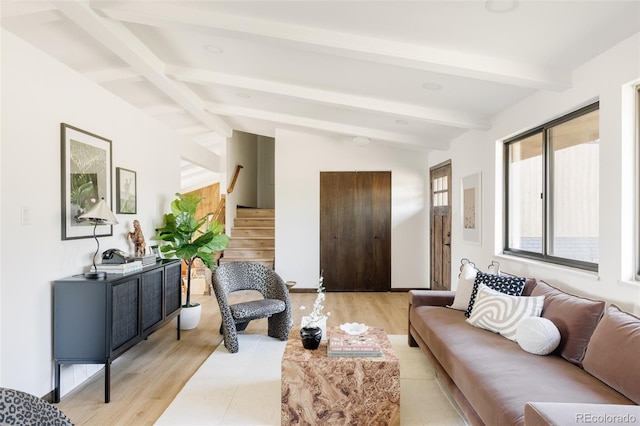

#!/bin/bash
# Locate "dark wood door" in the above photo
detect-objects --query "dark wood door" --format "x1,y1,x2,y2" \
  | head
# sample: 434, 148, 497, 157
430, 162, 452, 290
320, 171, 391, 292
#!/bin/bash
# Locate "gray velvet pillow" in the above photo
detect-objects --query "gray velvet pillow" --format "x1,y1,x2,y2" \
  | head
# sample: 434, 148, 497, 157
582, 305, 640, 404
530, 281, 605, 365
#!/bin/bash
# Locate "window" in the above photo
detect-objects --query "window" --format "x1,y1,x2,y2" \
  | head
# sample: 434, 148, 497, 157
505, 102, 599, 271
432, 175, 449, 207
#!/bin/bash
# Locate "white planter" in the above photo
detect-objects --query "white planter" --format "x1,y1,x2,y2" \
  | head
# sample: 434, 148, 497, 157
178, 303, 202, 330
301, 316, 327, 341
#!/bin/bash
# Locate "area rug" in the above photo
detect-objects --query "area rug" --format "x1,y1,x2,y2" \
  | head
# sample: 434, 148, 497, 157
154, 334, 466, 425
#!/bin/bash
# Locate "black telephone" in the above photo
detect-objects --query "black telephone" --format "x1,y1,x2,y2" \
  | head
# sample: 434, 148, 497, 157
102, 248, 135, 264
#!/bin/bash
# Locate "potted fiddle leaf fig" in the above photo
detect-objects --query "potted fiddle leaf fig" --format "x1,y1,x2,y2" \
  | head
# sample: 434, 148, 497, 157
155, 193, 229, 329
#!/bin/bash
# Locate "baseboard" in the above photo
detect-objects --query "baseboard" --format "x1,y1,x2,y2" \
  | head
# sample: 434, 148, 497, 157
289, 288, 424, 293
42, 389, 55, 403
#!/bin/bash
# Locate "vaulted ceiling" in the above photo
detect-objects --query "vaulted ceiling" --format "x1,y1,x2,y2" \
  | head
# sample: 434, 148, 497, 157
2, 1, 639, 188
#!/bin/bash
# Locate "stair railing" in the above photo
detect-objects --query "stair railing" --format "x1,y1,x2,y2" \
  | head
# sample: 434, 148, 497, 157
227, 165, 243, 194
211, 195, 226, 225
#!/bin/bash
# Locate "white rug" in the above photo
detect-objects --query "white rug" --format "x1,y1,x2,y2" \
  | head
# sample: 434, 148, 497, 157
155, 334, 466, 425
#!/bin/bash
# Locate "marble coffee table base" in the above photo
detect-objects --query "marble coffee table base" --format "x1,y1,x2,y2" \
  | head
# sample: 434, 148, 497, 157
281, 327, 400, 425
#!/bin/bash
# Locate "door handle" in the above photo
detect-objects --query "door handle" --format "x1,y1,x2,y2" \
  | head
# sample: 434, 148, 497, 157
443, 243, 451, 246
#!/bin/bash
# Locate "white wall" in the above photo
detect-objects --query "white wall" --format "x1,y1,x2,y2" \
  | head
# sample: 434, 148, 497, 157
430, 33, 640, 314
1, 30, 183, 397
257, 136, 275, 209
226, 131, 258, 232
274, 130, 429, 289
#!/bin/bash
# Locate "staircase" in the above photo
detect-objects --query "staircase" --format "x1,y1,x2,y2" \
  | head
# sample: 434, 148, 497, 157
220, 207, 275, 269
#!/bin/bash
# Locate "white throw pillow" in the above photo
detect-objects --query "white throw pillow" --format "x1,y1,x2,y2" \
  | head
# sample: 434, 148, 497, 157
516, 316, 561, 355
466, 284, 544, 341
448, 263, 477, 311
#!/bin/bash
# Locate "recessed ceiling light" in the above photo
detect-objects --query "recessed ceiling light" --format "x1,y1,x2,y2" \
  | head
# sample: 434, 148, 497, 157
484, 0, 518, 13
353, 136, 371, 146
204, 44, 223, 54
422, 82, 442, 91
236, 92, 250, 99
395, 119, 409, 125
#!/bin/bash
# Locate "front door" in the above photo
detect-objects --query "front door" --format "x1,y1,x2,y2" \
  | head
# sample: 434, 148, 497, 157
430, 161, 452, 290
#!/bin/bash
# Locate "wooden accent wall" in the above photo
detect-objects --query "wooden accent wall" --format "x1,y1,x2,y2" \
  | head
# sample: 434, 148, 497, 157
185, 182, 220, 220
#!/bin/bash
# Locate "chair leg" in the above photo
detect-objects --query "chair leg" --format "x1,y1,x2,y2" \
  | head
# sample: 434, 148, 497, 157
268, 311, 291, 340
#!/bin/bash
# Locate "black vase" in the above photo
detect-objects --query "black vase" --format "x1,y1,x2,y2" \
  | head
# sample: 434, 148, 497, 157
300, 326, 322, 350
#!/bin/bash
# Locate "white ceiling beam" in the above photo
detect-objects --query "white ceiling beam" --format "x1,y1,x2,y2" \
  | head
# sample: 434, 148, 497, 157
97, 3, 570, 91
0, 2, 58, 19
181, 139, 223, 173
167, 65, 490, 130
84, 66, 142, 84
54, 1, 232, 137
205, 102, 449, 150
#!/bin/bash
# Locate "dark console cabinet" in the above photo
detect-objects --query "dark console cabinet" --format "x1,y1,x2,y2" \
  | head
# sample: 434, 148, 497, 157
53, 259, 182, 403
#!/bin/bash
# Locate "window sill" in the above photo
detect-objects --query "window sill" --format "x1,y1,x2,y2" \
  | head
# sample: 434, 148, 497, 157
494, 253, 600, 281
618, 279, 640, 288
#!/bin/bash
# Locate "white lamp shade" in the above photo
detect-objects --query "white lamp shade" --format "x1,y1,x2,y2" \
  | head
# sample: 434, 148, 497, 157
77, 198, 118, 225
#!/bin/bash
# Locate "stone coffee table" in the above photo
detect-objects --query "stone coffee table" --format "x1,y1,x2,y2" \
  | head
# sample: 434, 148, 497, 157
281, 326, 400, 425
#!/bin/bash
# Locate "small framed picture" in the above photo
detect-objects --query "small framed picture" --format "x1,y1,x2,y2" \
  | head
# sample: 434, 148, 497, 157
116, 167, 137, 214
461, 172, 481, 244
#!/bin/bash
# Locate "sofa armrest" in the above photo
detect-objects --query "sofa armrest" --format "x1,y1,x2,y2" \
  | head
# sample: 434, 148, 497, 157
408, 290, 455, 308
525, 402, 640, 426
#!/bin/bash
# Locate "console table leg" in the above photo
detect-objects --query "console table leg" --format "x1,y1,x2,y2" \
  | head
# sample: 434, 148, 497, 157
177, 314, 181, 340
105, 361, 111, 403
53, 362, 61, 403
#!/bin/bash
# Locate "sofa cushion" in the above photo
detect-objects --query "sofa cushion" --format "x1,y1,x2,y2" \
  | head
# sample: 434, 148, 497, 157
466, 284, 544, 341
465, 271, 526, 318
409, 306, 636, 426
525, 402, 640, 426
516, 317, 561, 355
449, 262, 477, 311
530, 281, 605, 365
582, 305, 640, 404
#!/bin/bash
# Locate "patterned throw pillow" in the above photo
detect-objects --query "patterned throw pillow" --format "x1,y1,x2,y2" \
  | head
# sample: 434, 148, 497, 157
466, 284, 544, 341
465, 271, 526, 318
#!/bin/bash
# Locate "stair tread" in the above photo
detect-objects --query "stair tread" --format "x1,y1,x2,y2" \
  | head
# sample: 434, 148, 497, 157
225, 207, 276, 266
232, 227, 275, 230
230, 235, 274, 238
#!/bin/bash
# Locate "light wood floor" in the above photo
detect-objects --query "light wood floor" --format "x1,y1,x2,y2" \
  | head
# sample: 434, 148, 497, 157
56, 291, 409, 425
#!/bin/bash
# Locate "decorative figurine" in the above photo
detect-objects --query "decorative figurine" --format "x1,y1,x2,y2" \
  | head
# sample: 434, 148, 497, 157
128, 219, 146, 257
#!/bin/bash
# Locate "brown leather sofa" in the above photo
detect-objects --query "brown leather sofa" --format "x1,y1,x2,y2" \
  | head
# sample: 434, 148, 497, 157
408, 279, 640, 426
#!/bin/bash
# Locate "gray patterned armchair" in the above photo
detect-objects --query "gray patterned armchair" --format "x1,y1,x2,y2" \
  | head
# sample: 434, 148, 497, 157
0, 387, 74, 425
212, 262, 292, 353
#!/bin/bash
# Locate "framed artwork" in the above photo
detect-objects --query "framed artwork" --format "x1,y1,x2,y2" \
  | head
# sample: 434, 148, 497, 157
60, 123, 113, 240
461, 172, 481, 244
116, 167, 137, 214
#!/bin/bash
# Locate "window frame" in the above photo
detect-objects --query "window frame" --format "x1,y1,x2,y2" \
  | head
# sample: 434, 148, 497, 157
636, 85, 640, 280
503, 101, 600, 272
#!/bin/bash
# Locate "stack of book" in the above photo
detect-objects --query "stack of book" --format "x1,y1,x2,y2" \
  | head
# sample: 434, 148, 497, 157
95, 261, 143, 275
327, 333, 382, 357
134, 254, 157, 267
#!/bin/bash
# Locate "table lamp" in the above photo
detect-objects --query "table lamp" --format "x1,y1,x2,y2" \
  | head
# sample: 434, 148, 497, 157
78, 198, 119, 279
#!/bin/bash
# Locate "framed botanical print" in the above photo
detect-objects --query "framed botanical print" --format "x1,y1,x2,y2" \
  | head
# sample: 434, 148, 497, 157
60, 123, 113, 240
